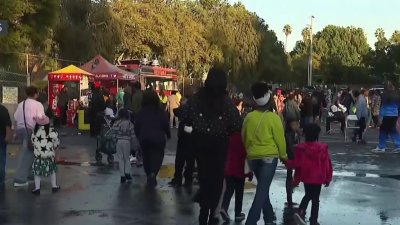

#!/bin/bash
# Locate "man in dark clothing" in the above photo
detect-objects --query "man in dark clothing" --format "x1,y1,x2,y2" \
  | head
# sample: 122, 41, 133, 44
300, 94, 313, 128
326, 100, 346, 133
89, 83, 106, 137
340, 88, 353, 113
58, 87, 69, 125
168, 101, 195, 187
0, 104, 12, 183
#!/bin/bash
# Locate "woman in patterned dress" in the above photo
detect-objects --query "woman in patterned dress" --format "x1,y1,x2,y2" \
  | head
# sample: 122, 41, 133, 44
31, 116, 60, 195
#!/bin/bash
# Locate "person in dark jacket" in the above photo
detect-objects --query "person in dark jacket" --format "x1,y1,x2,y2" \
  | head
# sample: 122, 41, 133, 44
134, 89, 171, 188
168, 95, 195, 187
123, 85, 133, 112
285, 119, 300, 207
89, 83, 106, 137
300, 93, 313, 128
340, 88, 353, 114
180, 68, 242, 225
57, 87, 69, 126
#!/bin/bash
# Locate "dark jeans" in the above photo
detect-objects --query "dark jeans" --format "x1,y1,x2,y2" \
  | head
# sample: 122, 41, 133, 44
299, 184, 322, 223
141, 141, 165, 177
60, 105, 68, 125
246, 158, 278, 225
286, 169, 293, 205
326, 116, 345, 132
173, 135, 195, 183
195, 135, 227, 225
222, 176, 245, 216
0, 138, 6, 182
353, 117, 366, 140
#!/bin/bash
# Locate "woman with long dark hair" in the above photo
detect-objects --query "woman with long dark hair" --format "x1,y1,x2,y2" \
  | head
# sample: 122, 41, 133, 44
180, 68, 241, 225
134, 89, 171, 188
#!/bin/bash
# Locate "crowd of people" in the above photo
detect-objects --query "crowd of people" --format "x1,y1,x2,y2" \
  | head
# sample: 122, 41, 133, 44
0, 68, 400, 225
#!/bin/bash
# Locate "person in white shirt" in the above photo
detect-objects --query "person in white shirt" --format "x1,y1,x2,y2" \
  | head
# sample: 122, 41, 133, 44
13, 86, 45, 187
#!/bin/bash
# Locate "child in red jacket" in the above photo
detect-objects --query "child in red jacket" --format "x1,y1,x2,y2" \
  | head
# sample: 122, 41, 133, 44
219, 132, 252, 223
285, 123, 333, 225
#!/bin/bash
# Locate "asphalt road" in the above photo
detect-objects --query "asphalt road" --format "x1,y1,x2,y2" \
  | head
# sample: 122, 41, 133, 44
1, 127, 400, 225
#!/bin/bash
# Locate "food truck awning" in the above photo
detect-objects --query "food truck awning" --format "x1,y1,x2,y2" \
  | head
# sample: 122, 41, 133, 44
81, 55, 138, 81
48, 65, 94, 81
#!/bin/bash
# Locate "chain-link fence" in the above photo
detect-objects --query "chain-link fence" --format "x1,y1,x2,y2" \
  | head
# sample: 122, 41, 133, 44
0, 70, 28, 103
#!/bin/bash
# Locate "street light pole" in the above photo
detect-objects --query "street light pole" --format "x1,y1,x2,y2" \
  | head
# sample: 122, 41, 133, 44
308, 15, 314, 86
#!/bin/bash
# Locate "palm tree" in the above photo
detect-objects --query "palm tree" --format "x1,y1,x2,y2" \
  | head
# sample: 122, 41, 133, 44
375, 28, 385, 41
283, 24, 292, 52
301, 27, 311, 42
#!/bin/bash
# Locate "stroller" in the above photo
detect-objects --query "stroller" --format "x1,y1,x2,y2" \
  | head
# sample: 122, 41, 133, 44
95, 115, 116, 164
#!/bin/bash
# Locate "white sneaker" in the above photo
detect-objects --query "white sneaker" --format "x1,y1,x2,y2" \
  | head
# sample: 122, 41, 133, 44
392, 148, 400, 154
129, 156, 137, 163
14, 182, 29, 187
371, 147, 385, 153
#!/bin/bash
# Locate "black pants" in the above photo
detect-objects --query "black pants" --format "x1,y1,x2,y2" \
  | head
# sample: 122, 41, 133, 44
90, 112, 103, 137
326, 116, 345, 132
221, 176, 245, 216
353, 117, 366, 140
60, 105, 68, 125
299, 184, 322, 223
173, 135, 195, 183
195, 135, 227, 225
141, 141, 165, 177
372, 115, 379, 127
286, 169, 294, 205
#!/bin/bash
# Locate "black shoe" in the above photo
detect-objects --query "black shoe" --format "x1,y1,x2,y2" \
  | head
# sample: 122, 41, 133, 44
183, 180, 193, 187
121, 177, 127, 184
125, 174, 132, 182
208, 216, 219, 225
220, 209, 231, 222
146, 175, 157, 188
168, 178, 182, 187
31, 189, 40, 196
235, 213, 246, 222
52, 186, 61, 193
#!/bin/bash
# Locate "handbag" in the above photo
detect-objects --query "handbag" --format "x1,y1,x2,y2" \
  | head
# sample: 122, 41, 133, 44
23, 101, 34, 151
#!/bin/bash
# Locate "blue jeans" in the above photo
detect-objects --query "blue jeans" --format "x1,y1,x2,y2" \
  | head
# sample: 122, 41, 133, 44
0, 137, 6, 182
378, 117, 400, 149
246, 158, 278, 225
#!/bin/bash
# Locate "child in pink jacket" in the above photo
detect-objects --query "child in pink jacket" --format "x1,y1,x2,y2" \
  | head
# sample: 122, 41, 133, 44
285, 123, 333, 225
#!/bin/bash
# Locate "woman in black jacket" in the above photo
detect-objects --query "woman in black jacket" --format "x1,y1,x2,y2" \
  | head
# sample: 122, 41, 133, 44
134, 89, 171, 188
181, 68, 241, 225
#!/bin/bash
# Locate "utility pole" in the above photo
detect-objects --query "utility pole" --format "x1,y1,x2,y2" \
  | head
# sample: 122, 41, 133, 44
308, 15, 314, 86
26, 54, 31, 86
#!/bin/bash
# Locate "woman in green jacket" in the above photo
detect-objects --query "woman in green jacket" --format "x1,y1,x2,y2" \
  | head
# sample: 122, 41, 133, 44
242, 82, 288, 225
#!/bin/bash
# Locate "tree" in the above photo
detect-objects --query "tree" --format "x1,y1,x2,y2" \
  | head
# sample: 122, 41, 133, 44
283, 24, 292, 52
55, 0, 122, 64
0, 0, 60, 73
375, 28, 389, 50
390, 30, 400, 45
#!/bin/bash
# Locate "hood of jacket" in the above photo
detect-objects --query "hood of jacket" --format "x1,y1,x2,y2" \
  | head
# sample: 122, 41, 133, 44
296, 142, 326, 160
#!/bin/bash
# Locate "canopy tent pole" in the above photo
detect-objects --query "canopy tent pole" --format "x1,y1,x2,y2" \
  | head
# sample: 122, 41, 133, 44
116, 78, 119, 109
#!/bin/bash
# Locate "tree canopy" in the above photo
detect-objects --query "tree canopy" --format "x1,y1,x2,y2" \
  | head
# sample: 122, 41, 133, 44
1, 0, 399, 88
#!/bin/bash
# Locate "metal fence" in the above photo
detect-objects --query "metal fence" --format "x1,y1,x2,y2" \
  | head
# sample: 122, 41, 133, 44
0, 70, 28, 103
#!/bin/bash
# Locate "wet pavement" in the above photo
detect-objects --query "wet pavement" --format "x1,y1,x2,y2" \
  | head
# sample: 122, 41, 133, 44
1, 127, 400, 225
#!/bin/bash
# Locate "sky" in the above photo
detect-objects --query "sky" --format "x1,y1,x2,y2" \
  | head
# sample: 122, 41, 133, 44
228, 0, 400, 51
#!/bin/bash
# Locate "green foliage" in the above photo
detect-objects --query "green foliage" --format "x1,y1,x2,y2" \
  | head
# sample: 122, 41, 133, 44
0, 0, 60, 72
55, 0, 122, 64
